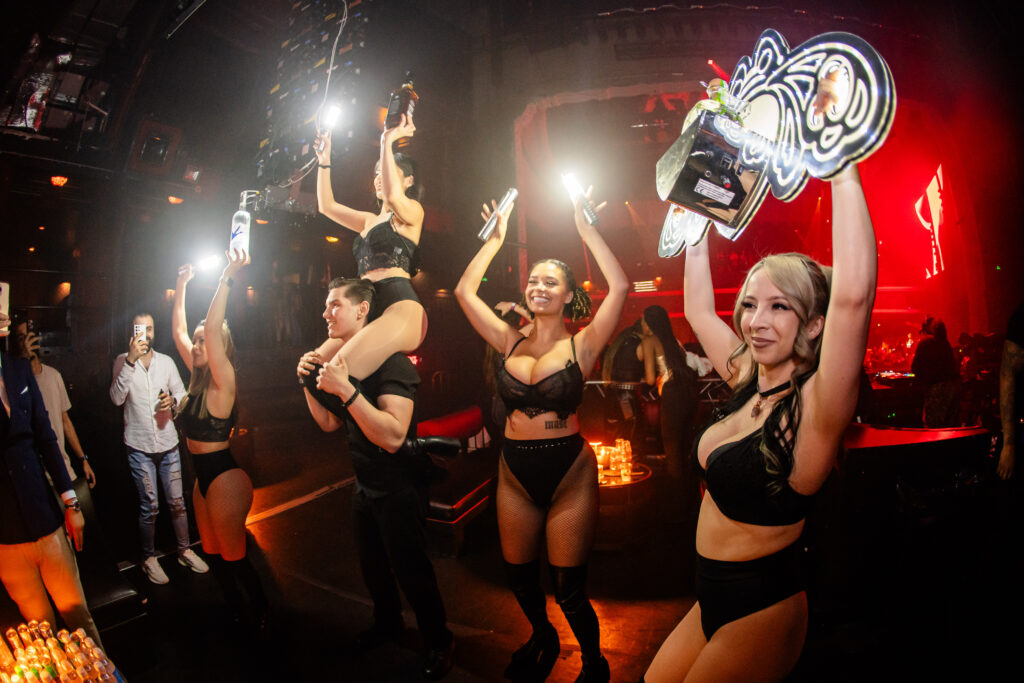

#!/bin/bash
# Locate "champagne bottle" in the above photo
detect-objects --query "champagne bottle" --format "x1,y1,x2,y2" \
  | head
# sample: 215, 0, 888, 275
384, 72, 418, 130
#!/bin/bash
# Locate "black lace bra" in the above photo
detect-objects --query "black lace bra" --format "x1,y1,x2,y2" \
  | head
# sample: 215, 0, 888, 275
497, 336, 584, 420
353, 216, 419, 276
695, 425, 813, 526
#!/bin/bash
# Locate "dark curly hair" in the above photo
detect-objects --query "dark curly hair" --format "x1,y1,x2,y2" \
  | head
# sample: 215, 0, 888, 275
529, 259, 592, 321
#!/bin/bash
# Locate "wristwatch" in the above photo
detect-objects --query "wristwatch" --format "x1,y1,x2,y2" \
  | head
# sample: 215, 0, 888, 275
65, 499, 81, 512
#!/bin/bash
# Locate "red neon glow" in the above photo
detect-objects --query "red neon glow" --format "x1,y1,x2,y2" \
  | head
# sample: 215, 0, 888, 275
407, 354, 421, 366
706, 59, 731, 81
50, 175, 68, 187
914, 164, 946, 279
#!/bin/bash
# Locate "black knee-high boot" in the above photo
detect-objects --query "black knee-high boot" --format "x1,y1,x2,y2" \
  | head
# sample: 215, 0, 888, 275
208, 555, 244, 615
227, 556, 268, 621
550, 564, 609, 683
504, 560, 559, 680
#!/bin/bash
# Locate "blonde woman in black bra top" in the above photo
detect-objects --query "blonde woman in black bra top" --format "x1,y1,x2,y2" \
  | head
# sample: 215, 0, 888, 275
172, 249, 268, 628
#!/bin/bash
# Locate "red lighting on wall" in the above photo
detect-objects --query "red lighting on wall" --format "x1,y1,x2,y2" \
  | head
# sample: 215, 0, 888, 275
407, 354, 421, 366
915, 164, 947, 279
50, 175, 68, 187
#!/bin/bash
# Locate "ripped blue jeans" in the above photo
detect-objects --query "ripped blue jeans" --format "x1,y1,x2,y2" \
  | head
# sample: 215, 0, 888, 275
127, 447, 191, 557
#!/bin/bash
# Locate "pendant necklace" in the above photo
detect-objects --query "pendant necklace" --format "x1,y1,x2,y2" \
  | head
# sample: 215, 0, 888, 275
751, 381, 791, 418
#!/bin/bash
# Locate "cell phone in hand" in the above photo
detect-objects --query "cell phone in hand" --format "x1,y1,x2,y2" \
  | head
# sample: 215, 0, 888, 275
134, 323, 146, 340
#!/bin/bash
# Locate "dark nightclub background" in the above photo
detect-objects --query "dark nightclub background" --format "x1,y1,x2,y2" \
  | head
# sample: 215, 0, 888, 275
0, 0, 1022, 679
1, 0, 1021, 403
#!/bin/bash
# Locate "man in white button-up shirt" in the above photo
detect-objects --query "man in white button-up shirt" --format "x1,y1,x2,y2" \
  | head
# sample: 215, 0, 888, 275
110, 313, 207, 583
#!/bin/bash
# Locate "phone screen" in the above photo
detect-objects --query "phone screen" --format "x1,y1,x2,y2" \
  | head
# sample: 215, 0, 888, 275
0, 281, 9, 334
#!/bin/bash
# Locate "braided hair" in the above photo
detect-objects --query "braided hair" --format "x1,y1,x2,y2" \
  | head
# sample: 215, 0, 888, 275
529, 258, 592, 322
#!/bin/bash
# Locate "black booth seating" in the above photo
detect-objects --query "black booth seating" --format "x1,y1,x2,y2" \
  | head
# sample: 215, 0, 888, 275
421, 406, 499, 557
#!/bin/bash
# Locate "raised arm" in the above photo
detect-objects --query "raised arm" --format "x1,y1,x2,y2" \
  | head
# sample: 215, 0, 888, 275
204, 249, 249, 391
379, 114, 424, 234
574, 188, 629, 374
454, 199, 522, 354
684, 236, 747, 385
805, 164, 877, 439
172, 264, 195, 371
314, 131, 378, 233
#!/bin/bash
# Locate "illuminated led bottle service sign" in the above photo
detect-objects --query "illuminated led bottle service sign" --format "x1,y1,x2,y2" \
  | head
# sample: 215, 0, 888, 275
655, 29, 897, 257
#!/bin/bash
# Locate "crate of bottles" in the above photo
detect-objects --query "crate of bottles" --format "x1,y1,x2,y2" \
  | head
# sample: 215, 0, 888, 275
1, 619, 124, 683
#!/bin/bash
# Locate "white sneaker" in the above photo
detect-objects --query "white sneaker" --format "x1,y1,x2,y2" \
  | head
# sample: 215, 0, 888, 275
178, 548, 210, 574
142, 556, 169, 584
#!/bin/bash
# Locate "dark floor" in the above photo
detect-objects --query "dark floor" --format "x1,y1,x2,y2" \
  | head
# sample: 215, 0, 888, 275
4, 348, 1023, 682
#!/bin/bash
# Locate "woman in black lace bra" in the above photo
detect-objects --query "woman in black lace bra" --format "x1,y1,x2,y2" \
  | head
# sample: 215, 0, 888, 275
311, 113, 427, 381
456, 189, 628, 682
643, 78, 878, 682
171, 249, 267, 627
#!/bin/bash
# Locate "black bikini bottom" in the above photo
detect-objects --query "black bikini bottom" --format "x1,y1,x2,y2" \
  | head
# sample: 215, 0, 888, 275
696, 542, 805, 640
369, 277, 421, 322
191, 448, 240, 497
502, 434, 586, 508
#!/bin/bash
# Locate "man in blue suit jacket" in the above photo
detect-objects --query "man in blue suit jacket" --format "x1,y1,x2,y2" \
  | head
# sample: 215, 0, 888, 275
0, 311, 101, 644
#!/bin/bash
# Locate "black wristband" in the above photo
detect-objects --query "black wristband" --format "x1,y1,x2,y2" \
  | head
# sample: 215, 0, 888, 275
125, 359, 136, 368
221, 276, 235, 288
318, 164, 331, 169
341, 386, 361, 409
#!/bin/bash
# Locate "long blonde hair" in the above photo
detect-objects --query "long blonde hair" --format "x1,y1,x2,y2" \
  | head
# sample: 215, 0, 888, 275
179, 319, 235, 420
724, 253, 832, 490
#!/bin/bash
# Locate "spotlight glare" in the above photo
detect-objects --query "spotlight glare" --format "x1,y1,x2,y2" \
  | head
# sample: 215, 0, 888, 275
561, 172, 584, 201
168, 195, 184, 205
198, 254, 222, 271
323, 105, 342, 129
50, 175, 69, 187
325, 235, 339, 243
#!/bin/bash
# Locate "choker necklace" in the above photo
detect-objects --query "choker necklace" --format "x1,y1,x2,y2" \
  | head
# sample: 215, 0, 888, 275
751, 382, 791, 418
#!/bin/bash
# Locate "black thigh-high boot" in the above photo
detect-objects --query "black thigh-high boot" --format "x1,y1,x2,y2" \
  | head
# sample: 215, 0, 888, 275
208, 555, 244, 619
504, 560, 559, 680
550, 564, 609, 683
227, 556, 269, 627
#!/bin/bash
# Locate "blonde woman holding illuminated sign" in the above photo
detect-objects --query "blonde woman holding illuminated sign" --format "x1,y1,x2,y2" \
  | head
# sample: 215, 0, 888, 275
644, 79, 876, 682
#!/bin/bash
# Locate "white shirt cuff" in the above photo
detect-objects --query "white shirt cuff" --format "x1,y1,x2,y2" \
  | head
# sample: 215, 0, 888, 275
60, 490, 78, 504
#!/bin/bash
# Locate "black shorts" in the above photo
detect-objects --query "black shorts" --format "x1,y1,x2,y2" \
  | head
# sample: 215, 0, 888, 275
696, 542, 806, 639
369, 277, 421, 322
502, 433, 586, 508
191, 448, 240, 497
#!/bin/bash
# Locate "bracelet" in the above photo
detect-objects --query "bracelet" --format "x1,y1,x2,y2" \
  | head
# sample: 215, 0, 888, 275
64, 499, 81, 512
221, 276, 235, 288
318, 164, 331, 169
125, 359, 136, 368
341, 386, 361, 409
81, 454, 89, 462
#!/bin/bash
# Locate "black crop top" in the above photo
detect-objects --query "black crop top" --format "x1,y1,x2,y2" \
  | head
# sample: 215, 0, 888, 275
695, 426, 813, 526
353, 217, 419, 276
176, 391, 237, 443
497, 336, 584, 420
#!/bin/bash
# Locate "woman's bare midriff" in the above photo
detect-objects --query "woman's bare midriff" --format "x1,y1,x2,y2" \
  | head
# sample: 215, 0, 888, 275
503, 410, 581, 441
695, 494, 804, 562
362, 266, 411, 281
187, 438, 230, 454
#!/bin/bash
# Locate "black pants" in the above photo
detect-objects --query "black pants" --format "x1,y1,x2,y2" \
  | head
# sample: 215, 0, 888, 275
660, 378, 700, 526
352, 485, 451, 650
